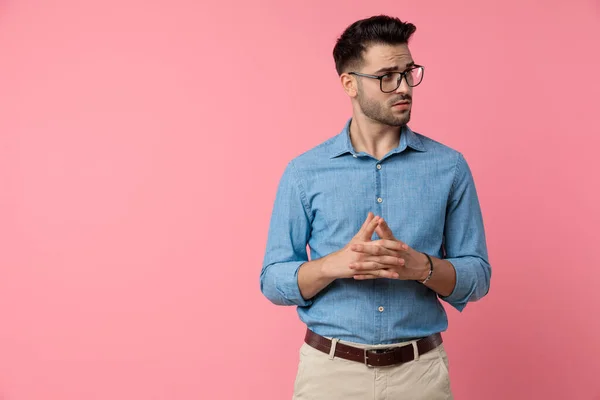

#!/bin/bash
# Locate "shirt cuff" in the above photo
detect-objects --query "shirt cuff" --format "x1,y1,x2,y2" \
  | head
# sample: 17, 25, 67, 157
439, 257, 480, 312
264, 261, 313, 307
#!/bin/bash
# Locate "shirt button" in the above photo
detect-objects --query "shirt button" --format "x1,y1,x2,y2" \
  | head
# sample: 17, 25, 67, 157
376, 164, 382, 170
377, 197, 383, 203
353, 154, 357, 158
378, 306, 384, 312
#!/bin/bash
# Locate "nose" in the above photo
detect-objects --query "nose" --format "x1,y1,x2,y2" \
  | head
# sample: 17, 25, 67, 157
395, 75, 411, 95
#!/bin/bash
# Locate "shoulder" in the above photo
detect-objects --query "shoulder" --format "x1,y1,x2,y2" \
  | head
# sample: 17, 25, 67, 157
413, 129, 462, 157
286, 133, 343, 170
411, 128, 469, 167
412, 130, 480, 192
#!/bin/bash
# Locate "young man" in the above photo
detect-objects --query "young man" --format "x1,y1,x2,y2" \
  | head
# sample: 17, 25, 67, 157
260, 15, 491, 400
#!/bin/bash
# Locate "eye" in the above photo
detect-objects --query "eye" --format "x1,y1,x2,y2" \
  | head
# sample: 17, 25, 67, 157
381, 73, 397, 82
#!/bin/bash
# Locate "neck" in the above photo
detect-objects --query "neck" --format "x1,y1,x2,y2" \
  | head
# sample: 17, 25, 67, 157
349, 115, 403, 160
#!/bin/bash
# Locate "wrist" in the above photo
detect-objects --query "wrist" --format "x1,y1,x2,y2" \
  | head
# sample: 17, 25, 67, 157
418, 253, 433, 283
320, 252, 338, 280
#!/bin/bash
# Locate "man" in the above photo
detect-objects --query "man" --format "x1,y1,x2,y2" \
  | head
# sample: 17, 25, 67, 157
260, 14, 491, 400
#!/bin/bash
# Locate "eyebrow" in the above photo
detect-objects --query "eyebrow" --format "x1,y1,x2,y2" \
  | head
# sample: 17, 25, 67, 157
374, 61, 415, 74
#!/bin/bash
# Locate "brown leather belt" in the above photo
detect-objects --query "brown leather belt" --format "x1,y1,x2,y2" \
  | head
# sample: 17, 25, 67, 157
304, 329, 443, 367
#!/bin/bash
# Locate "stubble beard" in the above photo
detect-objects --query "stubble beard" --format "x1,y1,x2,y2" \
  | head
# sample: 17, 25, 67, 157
357, 90, 411, 127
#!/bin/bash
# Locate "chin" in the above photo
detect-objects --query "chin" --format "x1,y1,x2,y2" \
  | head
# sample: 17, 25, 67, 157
389, 115, 411, 127
399, 113, 411, 125
379, 119, 408, 127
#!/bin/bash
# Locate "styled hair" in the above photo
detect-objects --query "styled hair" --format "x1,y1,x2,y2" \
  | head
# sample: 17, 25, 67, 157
333, 15, 417, 75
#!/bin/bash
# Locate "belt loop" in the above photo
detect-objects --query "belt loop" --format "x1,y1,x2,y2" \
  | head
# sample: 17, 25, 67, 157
329, 338, 339, 360
412, 340, 420, 361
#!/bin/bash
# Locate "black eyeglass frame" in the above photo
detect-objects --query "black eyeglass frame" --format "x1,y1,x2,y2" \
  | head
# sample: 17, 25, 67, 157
348, 65, 425, 93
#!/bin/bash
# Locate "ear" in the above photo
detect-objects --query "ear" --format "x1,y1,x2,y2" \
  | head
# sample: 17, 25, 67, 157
340, 73, 358, 98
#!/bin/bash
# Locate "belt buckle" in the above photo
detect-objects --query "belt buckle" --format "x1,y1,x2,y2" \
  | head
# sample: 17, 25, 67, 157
365, 347, 397, 367
364, 349, 373, 368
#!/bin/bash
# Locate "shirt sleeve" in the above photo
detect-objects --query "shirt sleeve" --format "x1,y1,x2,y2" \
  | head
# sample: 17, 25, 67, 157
439, 153, 492, 311
260, 160, 313, 307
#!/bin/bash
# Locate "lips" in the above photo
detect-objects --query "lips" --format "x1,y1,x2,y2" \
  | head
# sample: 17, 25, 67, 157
392, 101, 411, 109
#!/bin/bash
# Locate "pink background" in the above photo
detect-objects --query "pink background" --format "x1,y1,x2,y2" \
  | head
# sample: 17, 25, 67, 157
1, 0, 599, 399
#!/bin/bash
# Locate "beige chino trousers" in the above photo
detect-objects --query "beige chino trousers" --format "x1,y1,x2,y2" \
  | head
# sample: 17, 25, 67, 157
292, 337, 453, 400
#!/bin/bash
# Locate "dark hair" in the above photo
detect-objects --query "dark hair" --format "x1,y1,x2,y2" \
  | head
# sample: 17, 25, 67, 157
333, 15, 417, 75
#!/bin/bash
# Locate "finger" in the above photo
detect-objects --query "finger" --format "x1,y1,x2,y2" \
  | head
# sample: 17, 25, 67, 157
361, 212, 374, 230
373, 239, 409, 252
349, 261, 386, 271
350, 243, 395, 256
375, 224, 389, 240
353, 274, 378, 280
361, 256, 405, 267
350, 257, 404, 271
353, 270, 399, 280
354, 212, 375, 239
376, 219, 396, 240
357, 214, 380, 241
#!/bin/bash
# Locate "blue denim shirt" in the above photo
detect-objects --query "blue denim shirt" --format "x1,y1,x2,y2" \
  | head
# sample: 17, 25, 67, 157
260, 119, 491, 344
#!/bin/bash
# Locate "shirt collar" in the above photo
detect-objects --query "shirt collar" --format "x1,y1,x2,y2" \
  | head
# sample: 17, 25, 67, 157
329, 118, 426, 159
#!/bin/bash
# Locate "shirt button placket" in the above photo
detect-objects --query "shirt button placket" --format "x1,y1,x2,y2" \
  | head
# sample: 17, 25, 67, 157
376, 162, 383, 205
374, 161, 386, 341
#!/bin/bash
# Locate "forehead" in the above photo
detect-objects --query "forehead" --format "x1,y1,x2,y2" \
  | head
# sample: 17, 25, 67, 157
361, 43, 414, 72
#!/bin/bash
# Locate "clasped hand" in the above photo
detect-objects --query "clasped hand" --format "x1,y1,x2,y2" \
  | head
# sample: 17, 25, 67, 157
325, 212, 427, 281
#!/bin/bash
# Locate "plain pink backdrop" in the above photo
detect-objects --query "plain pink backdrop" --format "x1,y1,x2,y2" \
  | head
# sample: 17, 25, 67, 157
1, 0, 599, 399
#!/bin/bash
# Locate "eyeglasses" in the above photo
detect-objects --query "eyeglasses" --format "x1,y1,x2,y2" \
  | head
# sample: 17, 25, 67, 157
349, 65, 424, 93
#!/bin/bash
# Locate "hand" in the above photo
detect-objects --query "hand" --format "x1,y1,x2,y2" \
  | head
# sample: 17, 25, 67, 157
321, 212, 401, 280
350, 218, 430, 281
